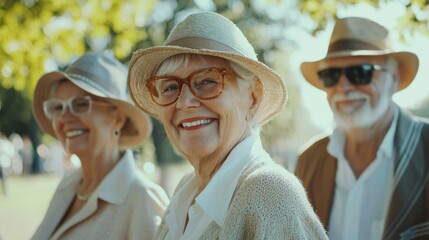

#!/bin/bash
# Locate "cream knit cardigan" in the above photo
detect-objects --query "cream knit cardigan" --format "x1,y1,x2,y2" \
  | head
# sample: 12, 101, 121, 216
156, 159, 328, 240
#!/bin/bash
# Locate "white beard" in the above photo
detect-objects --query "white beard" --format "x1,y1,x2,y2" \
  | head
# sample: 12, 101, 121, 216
330, 83, 392, 130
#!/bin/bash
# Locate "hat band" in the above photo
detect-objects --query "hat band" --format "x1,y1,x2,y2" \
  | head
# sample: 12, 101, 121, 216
328, 39, 389, 53
167, 37, 246, 57
65, 72, 113, 98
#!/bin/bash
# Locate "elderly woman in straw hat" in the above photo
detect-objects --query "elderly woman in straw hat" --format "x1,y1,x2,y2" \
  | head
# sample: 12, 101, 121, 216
128, 12, 327, 239
31, 53, 169, 240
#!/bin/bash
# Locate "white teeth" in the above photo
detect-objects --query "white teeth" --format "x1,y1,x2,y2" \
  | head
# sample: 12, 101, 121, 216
182, 119, 212, 128
66, 130, 84, 137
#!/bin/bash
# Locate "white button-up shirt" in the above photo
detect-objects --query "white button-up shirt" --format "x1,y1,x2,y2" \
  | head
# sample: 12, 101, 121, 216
328, 108, 398, 240
164, 134, 269, 240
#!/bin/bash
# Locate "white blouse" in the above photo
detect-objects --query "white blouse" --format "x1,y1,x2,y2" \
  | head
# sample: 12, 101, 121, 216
164, 133, 269, 240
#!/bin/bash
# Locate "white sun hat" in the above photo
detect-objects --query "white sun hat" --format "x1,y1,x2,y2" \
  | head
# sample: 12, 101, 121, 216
33, 53, 152, 148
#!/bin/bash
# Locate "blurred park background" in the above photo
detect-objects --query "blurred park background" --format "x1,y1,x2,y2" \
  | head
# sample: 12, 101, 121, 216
0, 0, 428, 239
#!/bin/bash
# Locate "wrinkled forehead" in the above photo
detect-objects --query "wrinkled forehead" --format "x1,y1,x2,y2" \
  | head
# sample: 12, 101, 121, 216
319, 55, 388, 69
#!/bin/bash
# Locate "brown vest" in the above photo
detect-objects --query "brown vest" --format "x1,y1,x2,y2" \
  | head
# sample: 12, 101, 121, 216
295, 109, 429, 239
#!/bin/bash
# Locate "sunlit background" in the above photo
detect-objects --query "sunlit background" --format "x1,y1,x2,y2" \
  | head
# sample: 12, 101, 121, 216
0, 0, 428, 239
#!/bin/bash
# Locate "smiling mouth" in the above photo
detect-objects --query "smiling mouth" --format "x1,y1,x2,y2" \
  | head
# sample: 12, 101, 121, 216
335, 99, 367, 112
181, 119, 215, 128
336, 96, 366, 104
66, 130, 85, 138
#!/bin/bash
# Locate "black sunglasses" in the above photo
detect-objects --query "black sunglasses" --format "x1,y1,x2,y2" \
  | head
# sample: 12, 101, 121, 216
317, 64, 386, 88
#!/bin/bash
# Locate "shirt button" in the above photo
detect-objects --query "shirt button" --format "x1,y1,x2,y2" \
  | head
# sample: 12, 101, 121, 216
189, 206, 198, 216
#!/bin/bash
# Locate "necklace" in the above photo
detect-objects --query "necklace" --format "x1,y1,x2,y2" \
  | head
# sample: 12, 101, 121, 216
76, 192, 91, 201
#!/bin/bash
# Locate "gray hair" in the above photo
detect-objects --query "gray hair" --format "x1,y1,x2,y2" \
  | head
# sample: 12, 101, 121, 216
384, 57, 399, 92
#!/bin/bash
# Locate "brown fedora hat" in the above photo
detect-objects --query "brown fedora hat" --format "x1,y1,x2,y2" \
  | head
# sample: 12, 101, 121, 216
301, 17, 419, 91
128, 12, 287, 125
33, 53, 152, 148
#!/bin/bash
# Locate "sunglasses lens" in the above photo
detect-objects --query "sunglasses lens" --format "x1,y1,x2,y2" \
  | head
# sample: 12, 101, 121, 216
317, 68, 341, 87
345, 64, 373, 85
317, 64, 377, 88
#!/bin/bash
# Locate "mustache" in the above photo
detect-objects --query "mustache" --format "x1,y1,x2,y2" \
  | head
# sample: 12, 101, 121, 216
332, 91, 369, 103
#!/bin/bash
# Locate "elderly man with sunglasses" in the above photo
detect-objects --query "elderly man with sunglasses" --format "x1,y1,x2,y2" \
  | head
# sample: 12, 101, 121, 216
295, 17, 429, 240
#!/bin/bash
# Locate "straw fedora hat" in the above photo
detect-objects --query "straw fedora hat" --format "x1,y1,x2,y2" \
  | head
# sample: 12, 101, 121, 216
128, 11, 287, 125
301, 17, 419, 91
33, 53, 152, 148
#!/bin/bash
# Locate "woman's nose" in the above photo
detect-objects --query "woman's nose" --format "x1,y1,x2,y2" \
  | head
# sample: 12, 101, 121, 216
175, 84, 200, 110
57, 106, 75, 122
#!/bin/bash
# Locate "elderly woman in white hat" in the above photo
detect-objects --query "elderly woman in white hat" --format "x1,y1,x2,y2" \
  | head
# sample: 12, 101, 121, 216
31, 53, 169, 240
128, 12, 327, 239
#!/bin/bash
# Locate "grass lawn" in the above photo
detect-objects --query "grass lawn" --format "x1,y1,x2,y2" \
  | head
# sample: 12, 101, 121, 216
0, 174, 60, 240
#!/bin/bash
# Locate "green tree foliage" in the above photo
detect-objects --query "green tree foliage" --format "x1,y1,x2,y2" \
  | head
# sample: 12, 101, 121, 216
0, 85, 42, 172
297, 0, 429, 38
0, 85, 33, 136
0, 0, 157, 98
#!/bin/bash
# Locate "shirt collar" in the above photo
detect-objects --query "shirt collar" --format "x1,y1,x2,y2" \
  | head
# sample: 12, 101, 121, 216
96, 150, 137, 204
378, 106, 399, 160
196, 133, 268, 226
57, 168, 82, 191
327, 128, 346, 160
56, 150, 137, 204
165, 173, 197, 236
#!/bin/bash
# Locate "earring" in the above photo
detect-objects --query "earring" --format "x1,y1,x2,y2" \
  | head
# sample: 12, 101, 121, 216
114, 130, 120, 136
